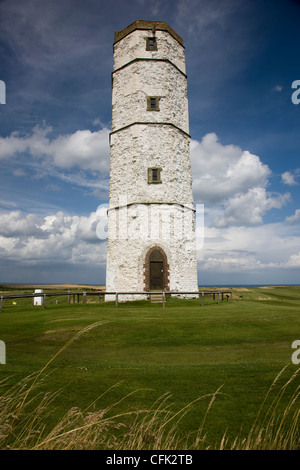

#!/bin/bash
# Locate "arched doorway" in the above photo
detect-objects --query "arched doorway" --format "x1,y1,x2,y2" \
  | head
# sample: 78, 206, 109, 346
144, 246, 169, 291
149, 249, 164, 290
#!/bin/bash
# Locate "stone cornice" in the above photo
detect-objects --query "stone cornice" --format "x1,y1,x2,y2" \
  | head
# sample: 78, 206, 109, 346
110, 121, 191, 139
107, 202, 196, 213
114, 20, 184, 47
112, 57, 187, 78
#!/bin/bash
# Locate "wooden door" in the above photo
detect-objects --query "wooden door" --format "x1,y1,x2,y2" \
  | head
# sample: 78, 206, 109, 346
149, 250, 164, 290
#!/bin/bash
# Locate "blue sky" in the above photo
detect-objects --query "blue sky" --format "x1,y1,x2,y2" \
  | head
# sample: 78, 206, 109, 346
0, 0, 300, 286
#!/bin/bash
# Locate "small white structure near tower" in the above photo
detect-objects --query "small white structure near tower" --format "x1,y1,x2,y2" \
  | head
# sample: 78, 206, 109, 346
33, 289, 44, 306
106, 21, 198, 300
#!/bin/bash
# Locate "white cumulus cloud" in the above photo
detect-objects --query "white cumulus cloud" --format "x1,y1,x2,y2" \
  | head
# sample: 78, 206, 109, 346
213, 188, 290, 227
191, 133, 290, 227
197, 222, 300, 277
281, 171, 299, 186
0, 124, 110, 172
0, 209, 107, 266
285, 209, 300, 224
191, 133, 271, 204
284, 252, 300, 268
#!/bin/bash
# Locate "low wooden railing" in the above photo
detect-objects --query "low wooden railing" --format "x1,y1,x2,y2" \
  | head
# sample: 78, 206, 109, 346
0, 289, 232, 311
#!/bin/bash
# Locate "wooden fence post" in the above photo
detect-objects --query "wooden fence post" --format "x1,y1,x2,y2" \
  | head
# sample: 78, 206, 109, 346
201, 291, 204, 306
115, 293, 118, 307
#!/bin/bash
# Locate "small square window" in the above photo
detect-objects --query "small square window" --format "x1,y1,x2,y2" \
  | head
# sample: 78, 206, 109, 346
152, 169, 158, 181
148, 167, 162, 184
146, 37, 157, 51
147, 96, 160, 111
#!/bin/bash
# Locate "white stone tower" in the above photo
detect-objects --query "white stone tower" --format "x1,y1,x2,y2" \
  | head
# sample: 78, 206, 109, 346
106, 20, 198, 300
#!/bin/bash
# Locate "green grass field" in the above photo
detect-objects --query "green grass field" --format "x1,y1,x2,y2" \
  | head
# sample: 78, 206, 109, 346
0, 286, 299, 449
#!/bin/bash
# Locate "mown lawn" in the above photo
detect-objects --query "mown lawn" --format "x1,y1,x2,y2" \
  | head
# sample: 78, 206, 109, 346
0, 286, 299, 449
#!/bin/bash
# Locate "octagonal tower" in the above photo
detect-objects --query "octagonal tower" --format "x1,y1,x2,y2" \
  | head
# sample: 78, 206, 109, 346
106, 21, 198, 300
